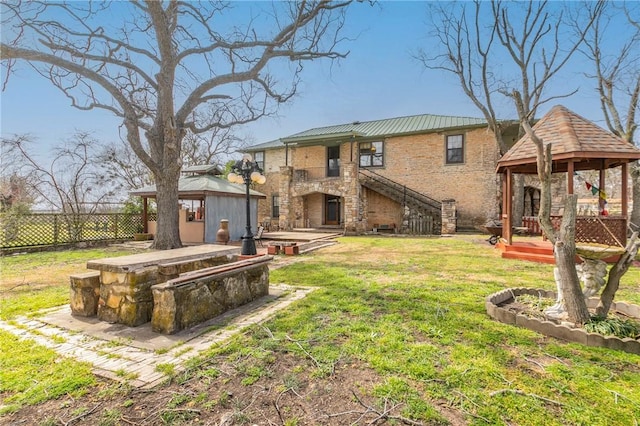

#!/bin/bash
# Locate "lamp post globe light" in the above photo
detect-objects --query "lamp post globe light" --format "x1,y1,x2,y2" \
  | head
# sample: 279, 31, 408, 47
228, 154, 266, 255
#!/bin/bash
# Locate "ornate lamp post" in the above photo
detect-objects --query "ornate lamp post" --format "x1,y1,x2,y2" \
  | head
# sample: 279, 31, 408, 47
228, 154, 266, 255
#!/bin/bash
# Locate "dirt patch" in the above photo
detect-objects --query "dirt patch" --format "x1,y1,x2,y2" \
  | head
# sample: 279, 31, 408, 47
1, 353, 466, 426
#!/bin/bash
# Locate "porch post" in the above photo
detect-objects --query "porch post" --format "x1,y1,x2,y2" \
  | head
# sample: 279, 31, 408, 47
279, 166, 293, 231
503, 169, 513, 244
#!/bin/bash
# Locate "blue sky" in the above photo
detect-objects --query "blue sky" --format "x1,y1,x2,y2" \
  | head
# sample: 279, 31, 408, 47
0, 1, 622, 155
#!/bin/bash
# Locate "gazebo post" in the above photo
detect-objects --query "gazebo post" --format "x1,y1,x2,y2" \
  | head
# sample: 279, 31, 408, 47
567, 161, 574, 195
599, 167, 606, 214
142, 196, 148, 233
621, 162, 628, 218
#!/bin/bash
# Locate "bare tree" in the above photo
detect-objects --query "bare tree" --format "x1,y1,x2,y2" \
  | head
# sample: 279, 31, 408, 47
1, 1, 353, 249
2, 132, 121, 241
0, 173, 35, 212
181, 127, 248, 168
2, 132, 120, 212
513, 92, 591, 324
98, 139, 154, 192
417, 0, 601, 226
580, 1, 640, 224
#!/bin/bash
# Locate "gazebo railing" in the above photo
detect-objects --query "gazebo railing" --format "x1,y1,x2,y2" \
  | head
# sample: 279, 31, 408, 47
523, 215, 627, 247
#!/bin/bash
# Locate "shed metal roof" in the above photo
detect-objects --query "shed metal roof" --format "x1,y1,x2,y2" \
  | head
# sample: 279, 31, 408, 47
130, 174, 266, 198
182, 164, 222, 175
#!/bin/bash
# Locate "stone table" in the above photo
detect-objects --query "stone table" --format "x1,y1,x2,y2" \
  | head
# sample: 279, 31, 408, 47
86, 245, 240, 326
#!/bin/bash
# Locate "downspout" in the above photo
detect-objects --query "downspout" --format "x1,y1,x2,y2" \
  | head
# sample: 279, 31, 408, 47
285, 143, 289, 166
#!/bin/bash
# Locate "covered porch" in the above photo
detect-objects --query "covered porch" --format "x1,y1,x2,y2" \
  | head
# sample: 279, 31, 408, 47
495, 105, 640, 263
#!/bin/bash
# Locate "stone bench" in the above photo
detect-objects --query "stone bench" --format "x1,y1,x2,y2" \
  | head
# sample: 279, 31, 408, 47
150, 255, 272, 334
157, 254, 237, 282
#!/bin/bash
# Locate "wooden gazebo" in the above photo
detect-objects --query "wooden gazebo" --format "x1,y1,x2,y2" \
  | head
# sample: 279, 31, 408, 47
496, 105, 640, 254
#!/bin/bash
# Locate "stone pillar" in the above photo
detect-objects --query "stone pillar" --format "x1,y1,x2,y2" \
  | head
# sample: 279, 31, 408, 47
97, 267, 157, 326
441, 199, 457, 234
70, 271, 101, 316
342, 162, 363, 234
279, 166, 293, 231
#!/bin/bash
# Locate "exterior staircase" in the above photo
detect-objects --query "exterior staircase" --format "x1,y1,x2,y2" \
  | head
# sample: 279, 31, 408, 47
359, 169, 442, 235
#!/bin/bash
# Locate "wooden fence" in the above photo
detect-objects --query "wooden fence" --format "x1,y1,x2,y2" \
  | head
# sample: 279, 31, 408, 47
405, 213, 436, 235
0, 212, 143, 249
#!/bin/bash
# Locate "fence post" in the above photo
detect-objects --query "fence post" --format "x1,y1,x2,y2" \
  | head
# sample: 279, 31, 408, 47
53, 215, 59, 245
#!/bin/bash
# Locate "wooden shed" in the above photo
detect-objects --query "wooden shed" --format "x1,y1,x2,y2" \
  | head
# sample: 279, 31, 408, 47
131, 166, 266, 244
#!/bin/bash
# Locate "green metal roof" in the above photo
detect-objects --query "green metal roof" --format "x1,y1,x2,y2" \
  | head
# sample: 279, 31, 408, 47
281, 113, 489, 144
245, 113, 493, 152
130, 174, 266, 198
182, 164, 223, 175
246, 139, 285, 151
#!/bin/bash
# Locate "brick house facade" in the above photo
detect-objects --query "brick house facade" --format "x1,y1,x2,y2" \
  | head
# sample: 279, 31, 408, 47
247, 113, 518, 234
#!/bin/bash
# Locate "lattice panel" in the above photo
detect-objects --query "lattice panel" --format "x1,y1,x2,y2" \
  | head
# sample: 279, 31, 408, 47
549, 216, 626, 247
1, 213, 143, 248
575, 217, 626, 247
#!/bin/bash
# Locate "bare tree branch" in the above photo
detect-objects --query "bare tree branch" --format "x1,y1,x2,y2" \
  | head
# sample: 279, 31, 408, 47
1, 0, 355, 249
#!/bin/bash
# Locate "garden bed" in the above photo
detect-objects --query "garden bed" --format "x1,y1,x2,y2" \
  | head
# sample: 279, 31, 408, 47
486, 287, 640, 355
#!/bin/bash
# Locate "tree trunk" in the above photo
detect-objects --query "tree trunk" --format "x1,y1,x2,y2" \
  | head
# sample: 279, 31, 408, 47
554, 194, 591, 325
151, 165, 182, 250
512, 175, 525, 227
596, 232, 640, 317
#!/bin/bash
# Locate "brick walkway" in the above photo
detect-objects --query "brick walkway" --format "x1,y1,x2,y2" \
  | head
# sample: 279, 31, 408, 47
0, 284, 315, 389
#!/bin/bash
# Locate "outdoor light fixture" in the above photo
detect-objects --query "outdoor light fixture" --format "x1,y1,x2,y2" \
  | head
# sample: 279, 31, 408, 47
228, 153, 266, 255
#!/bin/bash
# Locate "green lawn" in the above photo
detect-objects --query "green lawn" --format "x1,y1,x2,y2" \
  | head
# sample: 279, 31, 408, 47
1, 236, 639, 424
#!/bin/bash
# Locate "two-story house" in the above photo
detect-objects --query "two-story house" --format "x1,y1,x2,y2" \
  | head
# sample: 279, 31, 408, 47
246, 113, 518, 235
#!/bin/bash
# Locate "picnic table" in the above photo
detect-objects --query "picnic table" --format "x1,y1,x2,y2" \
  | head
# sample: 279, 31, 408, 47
85, 245, 240, 326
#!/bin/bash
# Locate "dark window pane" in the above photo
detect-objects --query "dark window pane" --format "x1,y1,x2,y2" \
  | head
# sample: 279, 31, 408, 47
446, 135, 464, 164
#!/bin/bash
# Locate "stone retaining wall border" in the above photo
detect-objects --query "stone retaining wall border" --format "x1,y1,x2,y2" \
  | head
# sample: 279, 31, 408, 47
486, 287, 640, 355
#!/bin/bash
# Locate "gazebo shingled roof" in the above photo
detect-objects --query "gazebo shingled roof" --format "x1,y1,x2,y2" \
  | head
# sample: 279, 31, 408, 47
496, 105, 640, 247
497, 105, 640, 174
